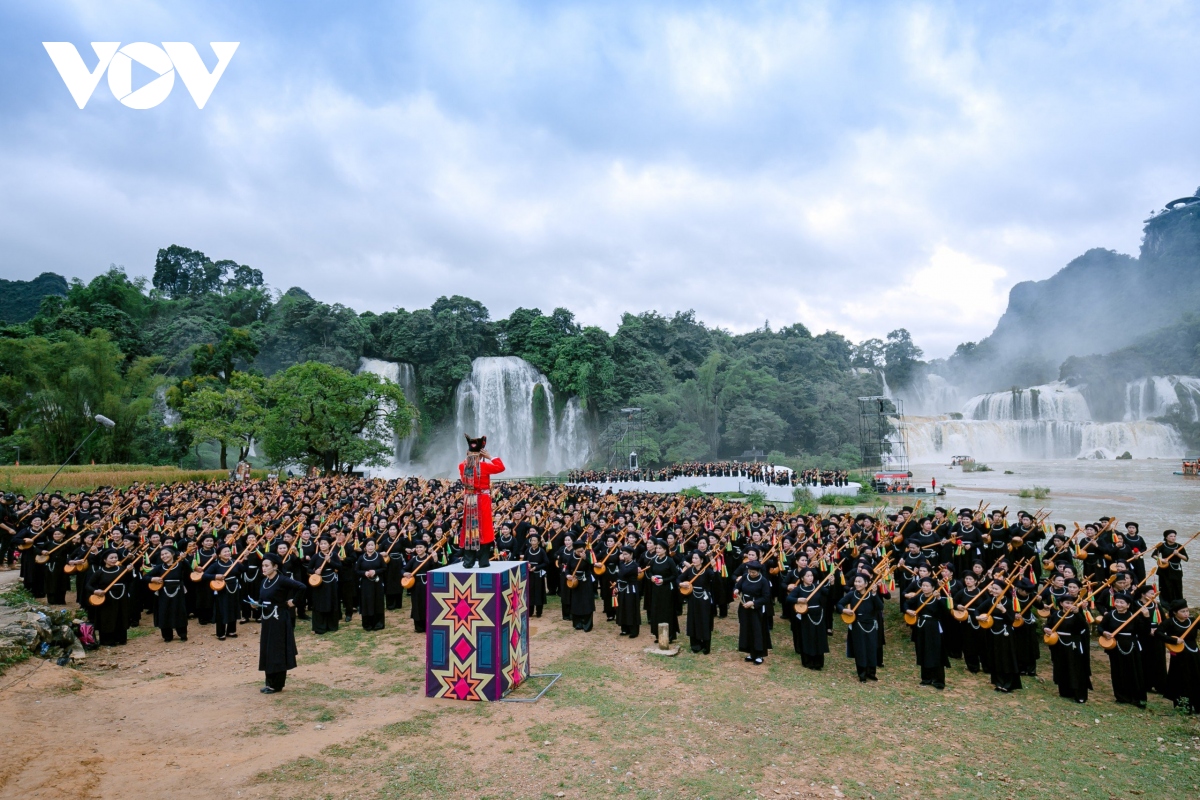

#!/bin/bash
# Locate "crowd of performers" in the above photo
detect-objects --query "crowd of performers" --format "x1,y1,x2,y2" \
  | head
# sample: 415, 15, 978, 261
568, 462, 849, 487
1, 482, 1197, 708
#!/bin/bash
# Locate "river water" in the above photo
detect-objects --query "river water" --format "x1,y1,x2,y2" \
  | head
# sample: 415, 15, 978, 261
904, 459, 1200, 600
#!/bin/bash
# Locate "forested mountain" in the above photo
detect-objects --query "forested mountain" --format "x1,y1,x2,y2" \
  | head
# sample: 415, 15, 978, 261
932, 190, 1200, 394
1, 246, 908, 469
0, 272, 67, 323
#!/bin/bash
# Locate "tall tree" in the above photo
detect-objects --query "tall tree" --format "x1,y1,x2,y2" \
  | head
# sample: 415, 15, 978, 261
262, 362, 414, 474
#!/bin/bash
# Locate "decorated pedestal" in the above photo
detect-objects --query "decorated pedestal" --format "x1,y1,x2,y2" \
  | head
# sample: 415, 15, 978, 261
425, 561, 530, 701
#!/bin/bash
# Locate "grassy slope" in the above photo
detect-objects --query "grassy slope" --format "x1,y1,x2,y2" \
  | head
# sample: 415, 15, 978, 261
253, 601, 1200, 800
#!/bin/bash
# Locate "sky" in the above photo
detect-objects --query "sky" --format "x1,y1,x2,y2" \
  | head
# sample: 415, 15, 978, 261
2, 1, 1199, 358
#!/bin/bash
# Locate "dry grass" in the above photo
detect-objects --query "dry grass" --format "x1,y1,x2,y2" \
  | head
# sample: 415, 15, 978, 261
0, 464, 267, 494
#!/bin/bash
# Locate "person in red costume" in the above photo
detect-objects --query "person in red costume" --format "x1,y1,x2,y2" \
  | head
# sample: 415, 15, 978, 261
459, 435, 506, 569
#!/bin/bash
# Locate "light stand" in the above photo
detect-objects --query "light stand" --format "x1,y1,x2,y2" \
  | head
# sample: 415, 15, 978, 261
35, 414, 116, 496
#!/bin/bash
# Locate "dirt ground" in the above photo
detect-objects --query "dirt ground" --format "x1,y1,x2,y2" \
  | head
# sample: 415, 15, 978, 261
2, 567, 1198, 800
0, 577, 574, 799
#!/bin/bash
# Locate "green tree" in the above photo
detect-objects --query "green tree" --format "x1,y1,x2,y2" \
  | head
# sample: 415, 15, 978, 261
884, 328, 924, 389
262, 362, 415, 474
177, 372, 267, 470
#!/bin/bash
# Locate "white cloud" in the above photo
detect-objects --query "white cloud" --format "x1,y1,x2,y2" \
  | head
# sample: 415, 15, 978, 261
3, 1, 1200, 361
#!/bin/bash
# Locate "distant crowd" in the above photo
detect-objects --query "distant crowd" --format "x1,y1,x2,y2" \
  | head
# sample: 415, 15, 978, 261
567, 462, 851, 488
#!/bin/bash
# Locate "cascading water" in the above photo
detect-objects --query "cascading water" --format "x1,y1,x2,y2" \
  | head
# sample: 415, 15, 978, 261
899, 379, 1187, 462
1124, 375, 1200, 422
357, 357, 420, 470
889, 373, 964, 416
452, 356, 590, 476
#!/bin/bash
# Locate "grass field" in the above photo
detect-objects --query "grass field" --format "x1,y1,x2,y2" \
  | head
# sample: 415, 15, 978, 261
252, 600, 1200, 800
0, 464, 268, 494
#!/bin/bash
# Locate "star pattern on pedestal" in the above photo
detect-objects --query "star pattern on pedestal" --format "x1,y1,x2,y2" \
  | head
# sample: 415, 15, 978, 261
431, 576, 489, 638
438, 662, 487, 701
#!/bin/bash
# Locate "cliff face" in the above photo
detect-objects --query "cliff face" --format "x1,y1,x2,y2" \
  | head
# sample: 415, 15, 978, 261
0, 272, 68, 323
944, 191, 1200, 393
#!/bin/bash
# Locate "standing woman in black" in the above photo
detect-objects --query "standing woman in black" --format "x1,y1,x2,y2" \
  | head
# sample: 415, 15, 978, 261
405, 541, 433, 633
521, 532, 548, 618
985, 579, 1022, 693
307, 537, 342, 635
1159, 598, 1200, 713
87, 549, 131, 646
786, 567, 829, 669
356, 537, 387, 631
907, 575, 950, 689
645, 539, 680, 643
149, 547, 189, 642
205, 543, 244, 641
681, 551, 715, 654
337, 532, 359, 624
735, 560, 772, 664
239, 531, 264, 624
383, 524, 408, 611
191, 532, 217, 626
557, 534, 575, 621
1099, 592, 1148, 708
257, 554, 307, 694
836, 573, 882, 682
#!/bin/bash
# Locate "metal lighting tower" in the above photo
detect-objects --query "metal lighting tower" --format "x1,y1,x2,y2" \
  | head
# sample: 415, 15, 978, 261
857, 396, 908, 473
609, 407, 645, 470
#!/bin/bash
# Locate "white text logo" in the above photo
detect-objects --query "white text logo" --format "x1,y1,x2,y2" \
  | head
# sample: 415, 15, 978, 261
43, 42, 239, 109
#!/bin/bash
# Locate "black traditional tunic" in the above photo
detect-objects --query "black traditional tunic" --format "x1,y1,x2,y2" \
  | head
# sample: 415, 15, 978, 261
645, 555, 680, 642
786, 583, 829, 668
1047, 608, 1091, 702
614, 560, 641, 638
906, 593, 950, 688
522, 546, 549, 613
836, 589, 882, 680
356, 552, 387, 630
682, 566, 715, 653
306, 551, 342, 634
258, 573, 307, 690
86, 565, 131, 646
1099, 609, 1147, 706
148, 562, 189, 639
1159, 617, 1200, 713
736, 573, 773, 659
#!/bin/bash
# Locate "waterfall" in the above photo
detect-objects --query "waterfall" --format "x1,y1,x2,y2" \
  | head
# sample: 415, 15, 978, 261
962, 382, 1091, 422
1124, 375, 1200, 422
897, 378, 1188, 463
890, 373, 964, 416
902, 417, 1184, 462
453, 356, 590, 476
356, 357, 420, 470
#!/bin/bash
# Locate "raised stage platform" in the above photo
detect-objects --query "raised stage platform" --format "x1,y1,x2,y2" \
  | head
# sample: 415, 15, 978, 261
425, 561, 530, 702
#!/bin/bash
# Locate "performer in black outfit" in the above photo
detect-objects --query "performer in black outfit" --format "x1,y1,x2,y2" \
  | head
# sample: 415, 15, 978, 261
257, 554, 307, 693
786, 567, 829, 670
681, 551, 715, 654
356, 538, 387, 630
736, 561, 772, 664
522, 533, 548, 618
307, 537, 342, 634
1159, 598, 1199, 713
837, 573, 883, 682
906, 575, 949, 690
1099, 592, 1148, 708
148, 547, 189, 642
614, 547, 641, 638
